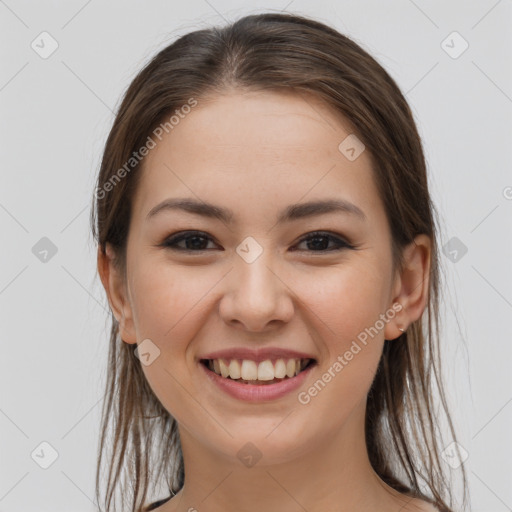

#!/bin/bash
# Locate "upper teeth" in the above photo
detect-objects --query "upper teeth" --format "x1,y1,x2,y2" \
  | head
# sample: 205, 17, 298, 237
207, 358, 311, 380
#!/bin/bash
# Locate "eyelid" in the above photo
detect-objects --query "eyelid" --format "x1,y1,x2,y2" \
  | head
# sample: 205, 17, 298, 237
160, 230, 355, 253
160, 230, 219, 251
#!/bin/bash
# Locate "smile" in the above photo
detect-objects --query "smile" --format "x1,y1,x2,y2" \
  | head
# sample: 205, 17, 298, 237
201, 357, 314, 384
199, 357, 317, 401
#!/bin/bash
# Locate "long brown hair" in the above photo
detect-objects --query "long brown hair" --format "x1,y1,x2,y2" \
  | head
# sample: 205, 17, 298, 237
90, 12, 469, 512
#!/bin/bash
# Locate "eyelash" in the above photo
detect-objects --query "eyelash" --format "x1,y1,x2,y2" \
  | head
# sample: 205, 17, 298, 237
160, 230, 355, 253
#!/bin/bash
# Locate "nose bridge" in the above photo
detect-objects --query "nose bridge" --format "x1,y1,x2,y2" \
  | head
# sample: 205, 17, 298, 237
235, 236, 280, 303
220, 236, 293, 329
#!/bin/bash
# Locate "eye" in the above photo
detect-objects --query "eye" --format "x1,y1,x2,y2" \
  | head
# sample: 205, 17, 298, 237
292, 231, 354, 252
160, 231, 219, 252
160, 230, 354, 253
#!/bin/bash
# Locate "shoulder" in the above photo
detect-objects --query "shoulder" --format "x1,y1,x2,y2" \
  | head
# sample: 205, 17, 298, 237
143, 495, 173, 511
403, 498, 440, 512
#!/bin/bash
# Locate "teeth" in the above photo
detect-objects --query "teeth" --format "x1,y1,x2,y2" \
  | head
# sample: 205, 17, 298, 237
206, 357, 312, 381
219, 359, 229, 378
274, 359, 287, 379
286, 359, 296, 378
241, 360, 258, 380
228, 359, 241, 379
257, 360, 275, 381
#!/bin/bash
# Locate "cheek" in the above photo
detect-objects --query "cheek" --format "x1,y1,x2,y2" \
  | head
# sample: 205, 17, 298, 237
291, 264, 389, 403
127, 263, 216, 420
128, 261, 213, 342
293, 263, 389, 346
292, 269, 386, 429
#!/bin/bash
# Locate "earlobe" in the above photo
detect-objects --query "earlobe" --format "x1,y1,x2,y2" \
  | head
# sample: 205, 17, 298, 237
385, 234, 431, 340
97, 244, 137, 344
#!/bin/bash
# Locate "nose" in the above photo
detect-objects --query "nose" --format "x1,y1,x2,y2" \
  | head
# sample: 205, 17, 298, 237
218, 247, 295, 332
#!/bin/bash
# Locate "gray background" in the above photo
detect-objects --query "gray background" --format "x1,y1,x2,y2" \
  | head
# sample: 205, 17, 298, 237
1, 1, 511, 511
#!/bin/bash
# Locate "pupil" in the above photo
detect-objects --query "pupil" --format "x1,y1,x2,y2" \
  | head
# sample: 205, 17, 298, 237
188, 236, 206, 250
309, 236, 327, 250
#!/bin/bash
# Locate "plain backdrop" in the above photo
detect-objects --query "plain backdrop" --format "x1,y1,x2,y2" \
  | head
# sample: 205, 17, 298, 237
1, 1, 511, 511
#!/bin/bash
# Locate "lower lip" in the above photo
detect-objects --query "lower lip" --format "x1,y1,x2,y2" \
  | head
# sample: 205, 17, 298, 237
199, 361, 315, 402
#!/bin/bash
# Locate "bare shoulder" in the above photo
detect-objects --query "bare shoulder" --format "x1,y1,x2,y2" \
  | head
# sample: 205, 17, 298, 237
402, 497, 440, 512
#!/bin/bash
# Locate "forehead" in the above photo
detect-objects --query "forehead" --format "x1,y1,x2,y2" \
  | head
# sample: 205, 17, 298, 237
132, 89, 387, 230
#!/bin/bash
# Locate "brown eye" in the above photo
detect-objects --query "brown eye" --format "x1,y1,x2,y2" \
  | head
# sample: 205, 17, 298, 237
160, 230, 354, 254
161, 231, 218, 252
292, 231, 354, 252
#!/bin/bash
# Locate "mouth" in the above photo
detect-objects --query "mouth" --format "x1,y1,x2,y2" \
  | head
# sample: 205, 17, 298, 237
200, 357, 317, 385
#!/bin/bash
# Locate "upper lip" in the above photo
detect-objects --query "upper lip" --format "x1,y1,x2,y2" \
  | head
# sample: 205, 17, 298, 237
198, 347, 317, 364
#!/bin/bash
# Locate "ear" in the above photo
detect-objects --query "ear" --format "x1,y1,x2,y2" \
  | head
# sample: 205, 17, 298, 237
384, 234, 431, 341
97, 243, 137, 344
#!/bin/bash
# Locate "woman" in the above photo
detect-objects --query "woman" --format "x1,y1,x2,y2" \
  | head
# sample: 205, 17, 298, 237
91, 12, 469, 512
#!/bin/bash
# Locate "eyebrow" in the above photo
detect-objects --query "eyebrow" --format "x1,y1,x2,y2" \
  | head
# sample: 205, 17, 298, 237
146, 197, 367, 224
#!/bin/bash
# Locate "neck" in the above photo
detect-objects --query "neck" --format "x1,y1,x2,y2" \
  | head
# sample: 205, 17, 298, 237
169, 399, 402, 512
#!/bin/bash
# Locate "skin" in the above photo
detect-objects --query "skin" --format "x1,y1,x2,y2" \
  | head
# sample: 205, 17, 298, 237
98, 89, 435, 512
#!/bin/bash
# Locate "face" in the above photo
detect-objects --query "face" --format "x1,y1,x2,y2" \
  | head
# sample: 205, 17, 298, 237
103, 89, 419, 465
